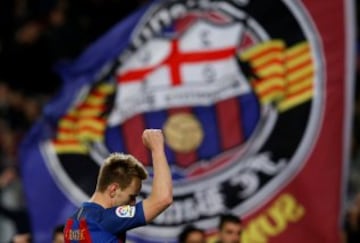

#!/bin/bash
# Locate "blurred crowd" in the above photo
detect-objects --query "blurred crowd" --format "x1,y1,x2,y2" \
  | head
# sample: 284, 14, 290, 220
0, 0, 147, 242
0, 0, 358, 242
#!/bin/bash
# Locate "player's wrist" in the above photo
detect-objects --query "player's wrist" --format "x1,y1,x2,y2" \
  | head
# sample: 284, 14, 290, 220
151, 148, 166, 158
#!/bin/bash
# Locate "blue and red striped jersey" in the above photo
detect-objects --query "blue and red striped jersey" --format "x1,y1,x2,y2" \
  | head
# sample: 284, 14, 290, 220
64, 202, 146, 242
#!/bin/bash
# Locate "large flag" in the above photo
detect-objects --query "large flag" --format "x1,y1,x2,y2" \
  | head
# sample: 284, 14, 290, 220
20, 0, 355, 242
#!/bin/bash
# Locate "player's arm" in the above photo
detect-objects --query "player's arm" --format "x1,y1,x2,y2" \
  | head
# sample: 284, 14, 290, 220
142, 129, 173, 223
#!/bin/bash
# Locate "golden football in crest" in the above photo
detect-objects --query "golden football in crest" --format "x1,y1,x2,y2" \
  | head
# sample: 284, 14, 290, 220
163, 113, 204, 153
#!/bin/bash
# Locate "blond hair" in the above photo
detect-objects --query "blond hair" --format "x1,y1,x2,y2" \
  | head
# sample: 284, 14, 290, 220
96, 153, 148, 192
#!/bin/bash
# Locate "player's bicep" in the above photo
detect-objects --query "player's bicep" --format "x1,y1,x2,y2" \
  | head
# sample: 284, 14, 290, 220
100, 202, 146, 234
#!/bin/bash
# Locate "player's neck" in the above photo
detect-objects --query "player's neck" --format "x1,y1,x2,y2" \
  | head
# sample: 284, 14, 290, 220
89, 191, 112, 208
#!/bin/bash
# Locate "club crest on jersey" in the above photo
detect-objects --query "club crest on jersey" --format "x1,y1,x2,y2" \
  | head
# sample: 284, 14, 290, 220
43, 0, 324, 241
115, 205, 136, 218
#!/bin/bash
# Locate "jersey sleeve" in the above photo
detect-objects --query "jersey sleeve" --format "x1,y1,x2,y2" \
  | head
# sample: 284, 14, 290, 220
99, 201, 146, 234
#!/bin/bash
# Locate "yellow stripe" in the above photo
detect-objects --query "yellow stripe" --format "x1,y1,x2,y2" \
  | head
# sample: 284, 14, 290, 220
84, 96, 106, 105
58, 119, 77, 129
278, 90, 313, 112
286, 42, 309, 57
257, 65, 285, 77
58, 119, 105, 129
253, 78, 285, 93
78, 129, 104, 139
259, 91, 285, 104
240, 40, 285, 60
286, 65, 314, 82
286, 78, 313, 94
286, 52, 312, 69
56, 133, 77, 140
78, 119, 105, 130
97, 84, 115, 94
52, 140, 88, 153
78, 131, 103, 141
53, 145, 88, 154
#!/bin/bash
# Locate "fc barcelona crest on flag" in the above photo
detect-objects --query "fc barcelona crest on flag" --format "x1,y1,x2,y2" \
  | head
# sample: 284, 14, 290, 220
20, 0, 355, 242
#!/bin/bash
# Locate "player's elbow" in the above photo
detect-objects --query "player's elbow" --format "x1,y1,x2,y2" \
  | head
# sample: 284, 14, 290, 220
159, 192, 173, 209
143, 193, 173, 223
164, 193, 173, 207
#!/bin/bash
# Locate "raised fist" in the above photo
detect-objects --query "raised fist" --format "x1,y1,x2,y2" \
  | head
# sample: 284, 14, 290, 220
142, 129, 164, 151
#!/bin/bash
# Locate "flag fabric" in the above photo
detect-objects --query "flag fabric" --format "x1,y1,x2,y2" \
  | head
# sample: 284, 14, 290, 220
19, 0, 355, 243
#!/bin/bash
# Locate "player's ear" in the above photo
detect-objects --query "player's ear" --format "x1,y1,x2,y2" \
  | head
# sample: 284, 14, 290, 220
108, 183, 119, 197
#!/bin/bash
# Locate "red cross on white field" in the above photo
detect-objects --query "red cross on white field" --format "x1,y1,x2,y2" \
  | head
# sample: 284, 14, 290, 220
116, 39, 237, 86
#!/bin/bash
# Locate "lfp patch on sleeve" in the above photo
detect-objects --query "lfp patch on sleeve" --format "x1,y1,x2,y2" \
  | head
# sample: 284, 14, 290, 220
115, 205, 136, 218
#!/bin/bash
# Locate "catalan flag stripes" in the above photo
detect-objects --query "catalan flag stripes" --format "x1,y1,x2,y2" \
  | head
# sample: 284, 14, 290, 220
240, 40, 314, 111
240, 40, 287, 105
278, 42, 314, 111
52, 83, 115, 154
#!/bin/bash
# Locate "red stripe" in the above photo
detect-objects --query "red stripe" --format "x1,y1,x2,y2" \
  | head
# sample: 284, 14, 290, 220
57, 128, 75, 134
62, 115, 78, 122
254, 59, 284, 73
57, 126, 104, 136
168, 107, 198, 167
215, 98, 243, 150
253, 74, 285, 85
122, 114, 150, 166
52, 139, 80, 145
80, 219, 92, 243
64, 219, 74, 243
117, 40, 236, 85
287, 59, 312, 74
258, 86, 284, 97
287, 71, 314, 86
179, 46, 236, 62
168, 40, 182, 86
118, 66, 155, 82
78, 103, 105, 110
91, 89, 110, 97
